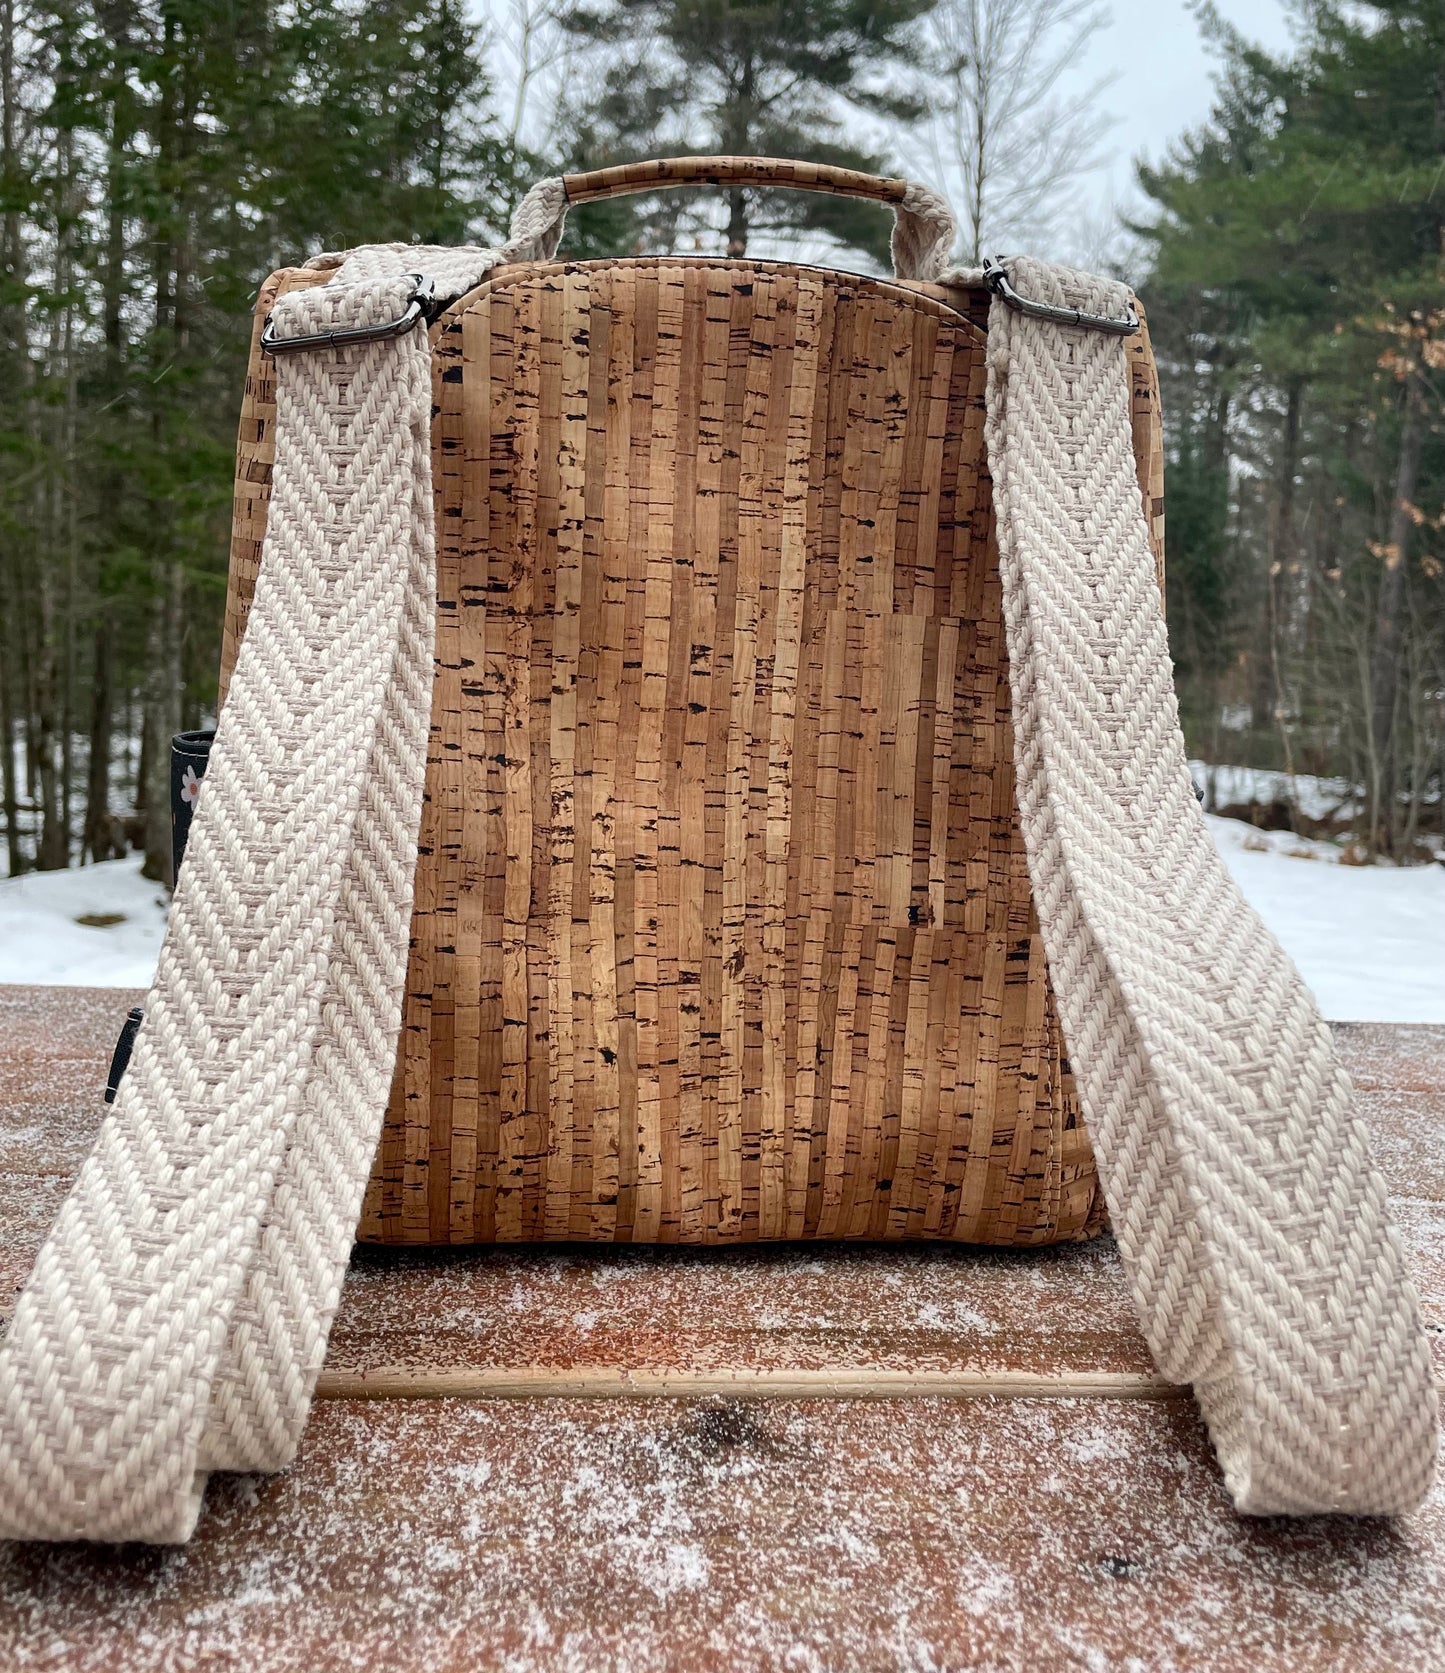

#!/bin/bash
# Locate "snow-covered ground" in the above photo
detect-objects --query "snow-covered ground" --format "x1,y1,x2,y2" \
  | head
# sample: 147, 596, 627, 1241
0, 856, 170, 988
1203, 815, 1441, 1024
0, 824, 1441, 1021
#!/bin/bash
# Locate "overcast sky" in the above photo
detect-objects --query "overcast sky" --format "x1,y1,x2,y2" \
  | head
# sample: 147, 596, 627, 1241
1060, 0, 1298, 228
476, 0, 1307, 266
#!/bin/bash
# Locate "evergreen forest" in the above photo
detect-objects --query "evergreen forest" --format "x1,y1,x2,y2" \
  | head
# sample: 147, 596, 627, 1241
0, 0, 1440, 879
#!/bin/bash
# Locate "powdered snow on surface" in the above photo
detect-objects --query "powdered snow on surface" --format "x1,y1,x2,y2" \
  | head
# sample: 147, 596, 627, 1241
0, 827, 1441, 1022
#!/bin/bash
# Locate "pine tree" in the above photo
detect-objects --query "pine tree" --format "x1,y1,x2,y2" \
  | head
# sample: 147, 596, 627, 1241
558, 0, 937, 268
0, 1, 518, 878
1136, 1, 1444, 855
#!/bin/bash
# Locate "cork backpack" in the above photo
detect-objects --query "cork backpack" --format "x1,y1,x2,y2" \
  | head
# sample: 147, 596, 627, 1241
222, 159, 1166, 1251
1, 159, 1434, 1543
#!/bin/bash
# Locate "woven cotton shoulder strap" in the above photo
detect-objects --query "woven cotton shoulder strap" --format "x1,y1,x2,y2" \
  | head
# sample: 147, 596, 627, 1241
0, 208, 1434, 1538
0, 182, 562, 1544
961, 256, 1437, 1513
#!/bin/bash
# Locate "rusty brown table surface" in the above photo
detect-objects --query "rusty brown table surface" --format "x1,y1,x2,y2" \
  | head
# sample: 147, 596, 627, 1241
0, 986, 1441, 1672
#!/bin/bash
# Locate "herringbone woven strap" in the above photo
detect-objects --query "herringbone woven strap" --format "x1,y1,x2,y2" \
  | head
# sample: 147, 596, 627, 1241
0, 211, 1433, 1537
965, 255, 1438, 1514
0, 181, 569, 1541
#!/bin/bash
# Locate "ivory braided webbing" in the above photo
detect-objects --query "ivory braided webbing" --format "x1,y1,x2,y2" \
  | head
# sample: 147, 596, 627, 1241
0, 193, 1433, 1537
961, 256, 1438, 1514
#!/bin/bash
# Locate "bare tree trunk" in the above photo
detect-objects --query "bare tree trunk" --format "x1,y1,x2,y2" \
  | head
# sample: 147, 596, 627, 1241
138, 5, 187, 887
969, 61, 986, 263
33, 584, 66, 869
0, 0, 25, 364
725, 185, 749, 257
1368, 367, 1426, 855
59, 191, 79, 861
141, 568, 183, 885
1399, 632, 1428, 857
34, 292, 65, 868
1267, 377, 1304, 819
83, 623, 120, 861
33, 116, 75, 870
83, 19, 133, 867
1, 0, 29, 873
721, 58, 756, 257
60, 602, 74, 850
928, 0, 1110, 261
0, 549, 21, 874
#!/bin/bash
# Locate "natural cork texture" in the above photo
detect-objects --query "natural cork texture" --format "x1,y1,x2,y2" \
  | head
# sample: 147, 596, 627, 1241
221, 255, 1166, 1249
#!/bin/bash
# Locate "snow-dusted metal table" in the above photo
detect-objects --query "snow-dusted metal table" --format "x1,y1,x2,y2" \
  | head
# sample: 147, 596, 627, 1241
1, 985, 1441, 1671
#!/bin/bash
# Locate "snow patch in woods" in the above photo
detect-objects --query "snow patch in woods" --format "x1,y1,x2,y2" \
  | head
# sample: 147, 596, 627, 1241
1189, 758, 1364, 824
0, 855, 169, 987
0, 826, 1440, 1021
1205, 814, 1442, 1023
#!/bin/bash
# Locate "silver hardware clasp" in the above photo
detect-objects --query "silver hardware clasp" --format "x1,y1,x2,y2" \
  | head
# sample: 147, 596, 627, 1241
261, 273, 436, 355
981, 258, 1139, 336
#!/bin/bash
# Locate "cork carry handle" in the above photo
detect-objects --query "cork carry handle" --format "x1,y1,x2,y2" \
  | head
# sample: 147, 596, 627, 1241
507, 154, 959, 282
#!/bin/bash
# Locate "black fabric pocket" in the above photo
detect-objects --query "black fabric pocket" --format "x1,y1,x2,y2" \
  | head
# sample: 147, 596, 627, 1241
170, 728, 215, 884
108, 729, 216, 1104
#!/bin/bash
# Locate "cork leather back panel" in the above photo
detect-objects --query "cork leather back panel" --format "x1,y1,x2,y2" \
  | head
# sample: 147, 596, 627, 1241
222, 256, 1166, 1247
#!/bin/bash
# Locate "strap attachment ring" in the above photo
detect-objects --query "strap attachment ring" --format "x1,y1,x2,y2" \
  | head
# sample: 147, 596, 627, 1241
261, 273, 436, 355
982, 257, 1140, 336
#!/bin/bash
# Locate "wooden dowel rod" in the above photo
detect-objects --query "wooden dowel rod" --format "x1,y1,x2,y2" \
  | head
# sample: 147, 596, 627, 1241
314, 1366, 1186, 1402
